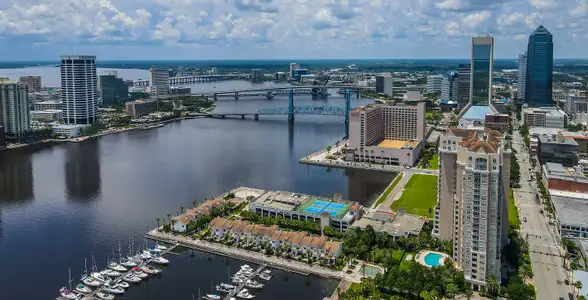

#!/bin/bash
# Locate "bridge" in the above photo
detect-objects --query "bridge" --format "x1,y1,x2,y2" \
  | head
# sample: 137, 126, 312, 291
133, 74, 242, 86
200, 85, 374, 101
202, 88, 353, 136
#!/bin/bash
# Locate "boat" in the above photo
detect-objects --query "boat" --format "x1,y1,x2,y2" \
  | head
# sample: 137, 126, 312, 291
108, 262, 127, 272
59, 268, 78, 299
141, 265, 162, 275
103, 268, 122, 277
102, 282, 125, 294
241, 265, 253, 271
75, 283, 92, 294
216, 285, 234, 293
152, 255, 169, 265
82, 275, 102, 287
155, 243, 167, 250
114, 279, 130, 289
204, 294, 222, 300
220, 283, 236, 289
258, 272, 272, 281
122, 273, 142, 283
120, 258, 138, 268
139, 250, 153, 260
130, 267, 149, 278
232, 276, 246, 284
245, 280, 264, 289
95, 291, 115, 300
237, 289, 255, 299
91, 271, 109, 283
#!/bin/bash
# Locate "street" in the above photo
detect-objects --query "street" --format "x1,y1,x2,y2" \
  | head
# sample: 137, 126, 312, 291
511, 128, 572, 300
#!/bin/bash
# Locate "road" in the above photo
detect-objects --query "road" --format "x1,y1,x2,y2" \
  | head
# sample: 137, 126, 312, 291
512, 127, 571, 300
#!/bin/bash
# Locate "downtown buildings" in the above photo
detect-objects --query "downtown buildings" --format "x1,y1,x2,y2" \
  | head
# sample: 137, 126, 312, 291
18, 76, 42, 93
99, 71, 129, 106
150, 67, 169, 97
524, 26, 554, 107
376, 74, 394, 97
0, 78, 30, 135
60, 55, 99, 125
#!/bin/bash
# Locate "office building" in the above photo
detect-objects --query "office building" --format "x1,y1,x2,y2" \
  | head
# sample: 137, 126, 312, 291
275, 72, 287, 81
525, 25, 554, 107
484, 114, 509, 132
441, 71, 459, 104
433, 128, 511, 289
542, 162, 588, 193
426, 74, 443, 94
293, 69, 308, 81
99, 71, 128, 106
457, 64, 471, 110
347, 102, 425, 167
470, 36, 494, 106
52, 124, 86, 138
33, 100, 62, 111
250, 69, 264, 82
150, 68, 169, 97
537, 133, 579, 166
376, 74, 394, 97
522, 107, 567, 128
0, 79, 30, 134
30, 109, 63, 121
169, 86, 191, 95
60, 55, 99, 125
550, 190, 588, 238
289, 63, 300, 78
125, 99, 158, 117
517, 52, 527, 102
564, 94, 587, 117
18, 76, 42, 92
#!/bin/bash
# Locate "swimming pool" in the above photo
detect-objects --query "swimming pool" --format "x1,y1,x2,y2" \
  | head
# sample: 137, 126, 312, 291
424, 253, 443, 267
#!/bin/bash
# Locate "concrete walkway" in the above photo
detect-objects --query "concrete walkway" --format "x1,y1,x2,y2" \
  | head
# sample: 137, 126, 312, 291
378, 173, 413, 210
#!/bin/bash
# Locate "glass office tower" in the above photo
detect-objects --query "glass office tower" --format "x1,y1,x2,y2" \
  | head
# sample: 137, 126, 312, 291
470, 36, 494, 106
525, 25, 553, 107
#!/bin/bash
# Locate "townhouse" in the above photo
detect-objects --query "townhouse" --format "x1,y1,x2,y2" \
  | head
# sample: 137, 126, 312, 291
172, 199, 226, 232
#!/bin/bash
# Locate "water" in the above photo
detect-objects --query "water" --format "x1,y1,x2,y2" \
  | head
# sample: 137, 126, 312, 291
424, 253, 443, 267
0, 68, 396, 299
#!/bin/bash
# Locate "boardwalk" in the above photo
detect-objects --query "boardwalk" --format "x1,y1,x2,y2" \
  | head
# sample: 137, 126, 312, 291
223, 264, 266, 300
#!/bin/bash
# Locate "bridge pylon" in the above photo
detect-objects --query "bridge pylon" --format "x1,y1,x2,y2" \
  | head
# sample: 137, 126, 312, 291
288, 89, 295, 120
345, 88, 351, 137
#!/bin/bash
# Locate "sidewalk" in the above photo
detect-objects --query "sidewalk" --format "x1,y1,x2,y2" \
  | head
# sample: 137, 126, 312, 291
379, 173, 412, 210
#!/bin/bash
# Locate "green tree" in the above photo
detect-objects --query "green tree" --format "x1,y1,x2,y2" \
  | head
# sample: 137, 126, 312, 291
180, 206, 185, 214
446, 283, 459, 299
576, 281, 583, 290
326, 146, 332, 154
487, 275, 500, 297
420, 290, 440, 300
463, 288, 473, 300
156, 217, 160, 229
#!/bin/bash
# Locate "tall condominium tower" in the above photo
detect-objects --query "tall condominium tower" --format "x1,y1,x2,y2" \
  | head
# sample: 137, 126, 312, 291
150, 68, 169, 97
470, 36, 494, 106
0, 79, 30, 134
18, 76, 42, 92
517, 52, 527, 102
457, 64, 471, 110
61, 55, 98, 124
433, 128, 511, 289
525, 25, 553, 107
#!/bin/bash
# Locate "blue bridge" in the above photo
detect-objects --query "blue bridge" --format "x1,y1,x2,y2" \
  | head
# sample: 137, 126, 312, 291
204, 89, 353, 136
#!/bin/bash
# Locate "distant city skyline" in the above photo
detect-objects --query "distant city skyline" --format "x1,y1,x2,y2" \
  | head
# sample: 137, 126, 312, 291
1, 0, 588, 60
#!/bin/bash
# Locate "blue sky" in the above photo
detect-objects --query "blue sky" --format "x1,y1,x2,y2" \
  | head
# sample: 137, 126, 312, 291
1, 0, 587, 60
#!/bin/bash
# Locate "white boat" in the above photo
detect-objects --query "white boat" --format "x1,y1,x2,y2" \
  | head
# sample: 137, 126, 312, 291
122, 273, 142, 283
120, 258, 138, 268
139, 250, 153, 260
258, 272, 272, 281
155, 243, 167, 250
237, 289, 255, 299
204, 294, 222, 300
141, 265, 162, 275
114, 279, 130, 289
241, 265, 253, 271
130, 267, 149, 278
103, 269, 122, 277
82, 275, 102, 287
108, 262, 127, 272
220, 283, 236, 289
75, 283, 92, 294
129, 255, 143, 264
216, 285, 234, 293
102, 282, 125, 294
91, 271, 109, 282
245, 280, 264, 289
95, 291, 115, 300
59, 287, 78, 299
152, 255, 169, 265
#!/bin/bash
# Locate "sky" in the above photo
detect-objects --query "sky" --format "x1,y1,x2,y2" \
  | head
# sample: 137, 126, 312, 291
1, 0, 588, 60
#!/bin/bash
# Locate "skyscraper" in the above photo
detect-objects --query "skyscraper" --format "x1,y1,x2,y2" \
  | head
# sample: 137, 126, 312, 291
457, 64, 471, 110
18, 76, 42, 92
433, 128, 511, 289
99, 71, 129, 106
0, 79, 30, 135
150, 68, 169, 97
525, 25, 554, 107
470, 36, 494, 106
60, 55, 99, 124
517, 52, 527, 102
440, 71, 459, 103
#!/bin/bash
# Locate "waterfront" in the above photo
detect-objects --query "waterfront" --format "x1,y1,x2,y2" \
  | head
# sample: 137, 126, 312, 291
0, 73, 394, 299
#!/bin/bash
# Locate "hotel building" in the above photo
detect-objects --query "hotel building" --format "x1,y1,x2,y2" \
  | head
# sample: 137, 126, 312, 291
150, 68, 169, 97
347, 102, 425, 167
60, 55, 99, 125
433, 128, 511, 289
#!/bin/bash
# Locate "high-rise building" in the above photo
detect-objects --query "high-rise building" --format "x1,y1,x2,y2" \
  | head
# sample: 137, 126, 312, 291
375, 74, 394, 97
99, 71, 129, 106
433, 128, 511, 289
150, 68, 169, 97
525, 25, 554, 107
289, 63, 300, 78
0, 79, 30, 135
426, 74, 444, 94
441, 71, 459, 103
457, 64, 471, 110
470, 36, 494, 106
18, 76, 42, 92
60, 55, 98, 124
251, 69, 264, 82
517, 52, 527, 102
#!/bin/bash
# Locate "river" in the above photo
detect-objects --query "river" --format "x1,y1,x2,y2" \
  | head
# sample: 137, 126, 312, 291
0, 68, 395, 299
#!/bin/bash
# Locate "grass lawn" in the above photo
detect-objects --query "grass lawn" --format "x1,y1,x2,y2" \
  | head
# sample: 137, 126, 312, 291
509, 189, 520, 229
427, 153, 439, 169
399, 251, 416, 270
373, 174, 404, 207
390, 174, 438, 218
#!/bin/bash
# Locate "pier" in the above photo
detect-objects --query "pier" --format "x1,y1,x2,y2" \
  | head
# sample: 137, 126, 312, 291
223, 264, 267, 300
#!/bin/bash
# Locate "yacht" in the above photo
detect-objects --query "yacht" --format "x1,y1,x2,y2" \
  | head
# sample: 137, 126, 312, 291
258, 271, 272, 281
82, 275, 102, 287
130, 267, 149, 278
59, 287, 78, 300
220, 283, 236, 289
114, 279, 130, 289
91, 271, 109, 283
139, 250, 153, 260
203, 294, 222, 300
237, 289, 255, 299
108, 262, 127, 272
95, 291, 115, 300
120, 258, 138, 268
122, 273, 142, 284
232, 276, 246, 284
152, 255, 169, 265
241, 265, 253, 271
155, 243, 168, 251
75, 283, 92, 294
103, 268, 122, 277
216, 285, 234, 293
102, 282, 125, 294
141, 265, 162, 275
245, 280, 264, 289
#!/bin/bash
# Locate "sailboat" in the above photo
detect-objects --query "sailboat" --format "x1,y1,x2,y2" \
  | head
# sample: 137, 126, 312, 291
108, 247, 127, 272
59, 268, 78, 299
121, 240, 138, 267
204, 279, 222, 300
81, 258, 102, 287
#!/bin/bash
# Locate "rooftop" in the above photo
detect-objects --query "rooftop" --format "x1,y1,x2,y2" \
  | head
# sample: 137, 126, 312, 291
377, 139, 420, 149
445, 127, 504, 153
550, 190, 588, 227
352, 210, 425, 237
523, 107, 566, 117
538, 134, 579, 146
461, 105, 494, 121
252, 191, 309, 211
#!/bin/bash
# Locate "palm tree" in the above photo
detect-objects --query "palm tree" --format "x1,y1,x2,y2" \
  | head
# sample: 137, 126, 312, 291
156, 218, 161, 229
180, 206, 185, 214
575, 281, 583, 290
463, 288, 473, 300
420, 290, 439, 300
167, 213, 171, 224
487, 275, 499, 297
192, 200, 197, 208
326, 146, 332, 154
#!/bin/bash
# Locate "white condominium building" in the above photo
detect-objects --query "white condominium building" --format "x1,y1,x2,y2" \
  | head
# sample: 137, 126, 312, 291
150, 68, 169, 97
433, 128, 511, 289
60, 55, 98, 125
0, 79, 30, 134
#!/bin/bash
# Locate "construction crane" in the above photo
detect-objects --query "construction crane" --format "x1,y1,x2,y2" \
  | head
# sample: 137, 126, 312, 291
311, 74, 330, 98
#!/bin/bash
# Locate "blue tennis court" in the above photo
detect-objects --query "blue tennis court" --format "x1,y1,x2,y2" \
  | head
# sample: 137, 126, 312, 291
297, 199, 351, 218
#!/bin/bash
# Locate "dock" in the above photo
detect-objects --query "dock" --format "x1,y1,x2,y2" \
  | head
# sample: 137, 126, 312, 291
56, 243, 178, 300
223, 264, 266, 300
